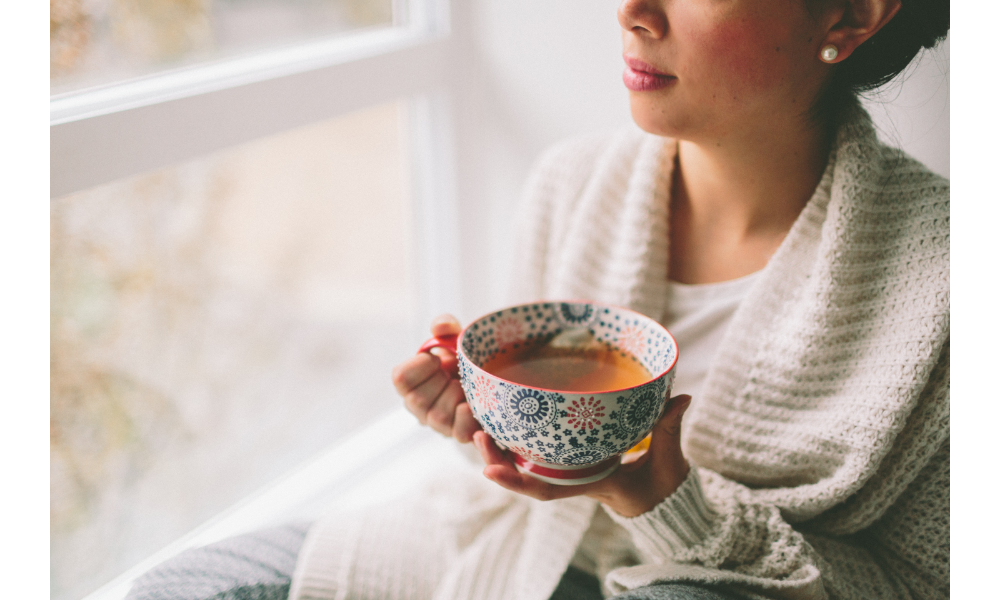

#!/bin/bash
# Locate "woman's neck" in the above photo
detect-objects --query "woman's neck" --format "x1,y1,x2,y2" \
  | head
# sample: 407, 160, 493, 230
668, 119, 831, 284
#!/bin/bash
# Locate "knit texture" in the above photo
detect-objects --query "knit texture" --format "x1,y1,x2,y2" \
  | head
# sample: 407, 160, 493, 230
290, 101, 949, 600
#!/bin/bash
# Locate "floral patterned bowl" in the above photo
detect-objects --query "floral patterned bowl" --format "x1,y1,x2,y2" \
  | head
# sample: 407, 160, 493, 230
421, 301, 677, 485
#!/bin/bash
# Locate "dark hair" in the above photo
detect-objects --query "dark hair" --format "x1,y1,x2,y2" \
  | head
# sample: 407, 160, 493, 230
817, 0, 950, 122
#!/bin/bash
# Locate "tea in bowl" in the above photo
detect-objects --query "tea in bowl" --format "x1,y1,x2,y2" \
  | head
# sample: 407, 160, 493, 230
420, 301, 678, 485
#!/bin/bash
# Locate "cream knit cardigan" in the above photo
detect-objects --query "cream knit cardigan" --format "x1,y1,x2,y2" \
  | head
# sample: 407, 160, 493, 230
289, 102, 950, 600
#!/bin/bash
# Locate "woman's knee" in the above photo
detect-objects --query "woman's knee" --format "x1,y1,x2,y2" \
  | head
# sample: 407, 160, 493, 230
609, 582, 739, 600
125, 522, 311, 600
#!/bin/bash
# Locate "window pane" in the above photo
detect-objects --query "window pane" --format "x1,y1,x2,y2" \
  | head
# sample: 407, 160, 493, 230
51, 100, 414, 600
51, 0, 399, 94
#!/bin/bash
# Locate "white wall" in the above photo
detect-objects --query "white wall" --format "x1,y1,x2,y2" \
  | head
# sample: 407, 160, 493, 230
450, 1, 632, 320
449, 1, 950, 321
862, 35, 950, 179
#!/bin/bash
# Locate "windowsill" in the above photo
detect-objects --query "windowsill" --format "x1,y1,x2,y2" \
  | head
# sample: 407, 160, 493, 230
81, 409, 472, 600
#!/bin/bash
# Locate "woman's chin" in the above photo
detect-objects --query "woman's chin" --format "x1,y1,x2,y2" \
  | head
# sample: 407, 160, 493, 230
628, 102, 686, 140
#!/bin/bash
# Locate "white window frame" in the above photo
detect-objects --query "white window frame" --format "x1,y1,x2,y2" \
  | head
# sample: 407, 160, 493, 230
51, 1, 466, 597
50, 0, 462, 312
52, 0, 451, 191
50, 0, 464, 353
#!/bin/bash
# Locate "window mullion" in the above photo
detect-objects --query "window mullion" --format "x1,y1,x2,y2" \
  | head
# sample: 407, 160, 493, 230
52, 32, 453, 198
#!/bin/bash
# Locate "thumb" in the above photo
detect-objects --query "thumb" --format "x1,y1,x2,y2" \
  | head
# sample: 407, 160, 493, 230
429, 314, 462, 376
430, 313, 462, 337
648, 394, 691, 460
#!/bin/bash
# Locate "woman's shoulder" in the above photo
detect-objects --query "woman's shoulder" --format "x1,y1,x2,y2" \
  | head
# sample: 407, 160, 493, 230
528, 124, 666, 188
830, 103, 950, 259
836, 102, 949, 209
821, 106, 950, 337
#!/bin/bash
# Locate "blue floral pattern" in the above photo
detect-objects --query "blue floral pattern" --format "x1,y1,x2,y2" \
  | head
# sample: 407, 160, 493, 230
558, 302, 595, 326
557, 446, 611, 465
504, 388, 558, 430
618, 375, 669, 437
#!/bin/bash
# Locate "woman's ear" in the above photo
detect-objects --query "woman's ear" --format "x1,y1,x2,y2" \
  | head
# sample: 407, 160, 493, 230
818, 0, 902, 63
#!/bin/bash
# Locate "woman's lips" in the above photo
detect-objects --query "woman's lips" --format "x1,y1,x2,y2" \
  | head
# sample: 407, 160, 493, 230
622, 56, 676, 92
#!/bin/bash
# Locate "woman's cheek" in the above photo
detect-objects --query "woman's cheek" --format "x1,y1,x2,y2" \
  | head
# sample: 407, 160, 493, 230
697, 21, 789, 98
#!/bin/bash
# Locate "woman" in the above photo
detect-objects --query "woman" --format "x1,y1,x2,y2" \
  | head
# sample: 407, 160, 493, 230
127, 1, 949, 599
365, 0, 949, 598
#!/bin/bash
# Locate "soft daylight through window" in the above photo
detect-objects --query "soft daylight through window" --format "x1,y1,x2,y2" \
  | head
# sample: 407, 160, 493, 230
50, 100, 415, 600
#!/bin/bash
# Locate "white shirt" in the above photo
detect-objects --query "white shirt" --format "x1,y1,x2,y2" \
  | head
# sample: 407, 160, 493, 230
662, 271, 763, 399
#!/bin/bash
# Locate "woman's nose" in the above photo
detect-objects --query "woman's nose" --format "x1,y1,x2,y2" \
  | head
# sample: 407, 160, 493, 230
618, 0, 667, 39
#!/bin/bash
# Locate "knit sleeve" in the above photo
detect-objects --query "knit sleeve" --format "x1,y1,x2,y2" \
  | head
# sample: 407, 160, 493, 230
803, 347, 951, 600
804, 441, 950, 600
603, 462, 948, 600
602, 359, 950, 600
604, 468, 827, 599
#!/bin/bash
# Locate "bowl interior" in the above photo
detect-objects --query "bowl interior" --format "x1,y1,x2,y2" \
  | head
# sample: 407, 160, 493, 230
460, 302, 677, 383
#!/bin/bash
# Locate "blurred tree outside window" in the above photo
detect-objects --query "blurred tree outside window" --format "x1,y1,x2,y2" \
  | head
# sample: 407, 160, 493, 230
51, 84, 414, 600
49, 1, 458, 598
51, 0, 396, 93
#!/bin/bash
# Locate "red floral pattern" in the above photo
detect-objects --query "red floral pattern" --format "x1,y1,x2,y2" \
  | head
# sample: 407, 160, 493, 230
615, 325, 646, 357
495, 317, 524, 348
565, 396, 606, 430
473, 375, 497, 411
507, 444, 548, 463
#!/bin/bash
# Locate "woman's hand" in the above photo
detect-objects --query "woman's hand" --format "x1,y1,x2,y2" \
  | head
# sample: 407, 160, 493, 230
472, 394, 693, 517
391, 314, 482, 443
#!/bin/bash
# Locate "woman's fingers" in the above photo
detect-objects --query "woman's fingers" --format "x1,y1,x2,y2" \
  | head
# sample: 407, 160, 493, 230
429, 347, 459, 378
473, 431, 507, 464
391, 352, 442, 396
473, 432, 549, 498
392, 313, 469, 436
596, 394, 692, 517
473, 432, 587, 501
647, 394, 691, 466
400, 368, 451, 424
428, 313, 461, 377
482, 463, 557, 499
469, 395, 696, 512
430, 314, 462, 337
452, 402, 481, 443
425, 378, 465, 436
394, 354, 473, 439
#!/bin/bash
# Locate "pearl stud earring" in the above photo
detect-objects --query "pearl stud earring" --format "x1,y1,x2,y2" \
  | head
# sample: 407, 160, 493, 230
820, 45, 839, 62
